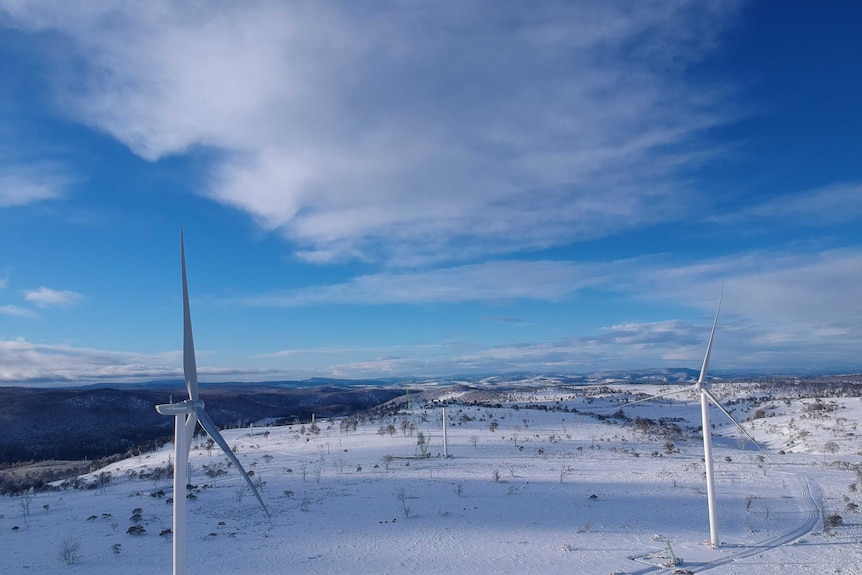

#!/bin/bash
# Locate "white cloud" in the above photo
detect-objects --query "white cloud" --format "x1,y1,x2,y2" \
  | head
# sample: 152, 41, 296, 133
0, 304, 37, 319
0, 338, 167, 382
0, 338, 294, 384
24, 287, 83, 308
0, 0, 740, 264
0, 164, 68, 208
635, 248, 862, 325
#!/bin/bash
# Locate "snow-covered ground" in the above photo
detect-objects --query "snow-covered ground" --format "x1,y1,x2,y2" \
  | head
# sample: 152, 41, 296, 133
2, 381, 860, 574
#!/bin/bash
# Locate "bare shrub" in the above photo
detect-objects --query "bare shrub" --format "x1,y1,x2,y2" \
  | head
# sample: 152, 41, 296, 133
825, 513, 844, 530
59, 539, 80, 564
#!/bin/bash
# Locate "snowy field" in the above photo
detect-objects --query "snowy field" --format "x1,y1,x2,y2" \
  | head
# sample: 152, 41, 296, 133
2, 381, 861, 574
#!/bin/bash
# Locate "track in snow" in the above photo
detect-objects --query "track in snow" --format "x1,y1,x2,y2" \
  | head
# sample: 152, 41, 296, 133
628, 473, 821, 574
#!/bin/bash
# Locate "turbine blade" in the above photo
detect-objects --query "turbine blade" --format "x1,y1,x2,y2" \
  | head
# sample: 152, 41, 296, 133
703, 388, 774, 463
600, 385, 696, 415
698, 286, 723, 386
181, 230, 199, 401
196, 407, 270, 516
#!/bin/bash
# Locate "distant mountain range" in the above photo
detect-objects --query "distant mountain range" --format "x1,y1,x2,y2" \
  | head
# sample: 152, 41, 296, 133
2, 368, 855, 466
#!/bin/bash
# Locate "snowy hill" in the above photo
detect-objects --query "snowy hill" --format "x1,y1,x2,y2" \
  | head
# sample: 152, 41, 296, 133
2, 379, 860, 574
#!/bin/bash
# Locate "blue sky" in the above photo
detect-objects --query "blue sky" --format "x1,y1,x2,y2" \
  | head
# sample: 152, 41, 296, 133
1, 1, 861, 385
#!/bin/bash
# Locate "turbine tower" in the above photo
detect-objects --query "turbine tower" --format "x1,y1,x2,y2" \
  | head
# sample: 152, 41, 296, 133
156, 231, 269, 575
611, 288, 764, 548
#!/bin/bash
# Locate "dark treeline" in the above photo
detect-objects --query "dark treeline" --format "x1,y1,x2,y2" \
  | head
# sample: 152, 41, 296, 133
0, 384, 401, 464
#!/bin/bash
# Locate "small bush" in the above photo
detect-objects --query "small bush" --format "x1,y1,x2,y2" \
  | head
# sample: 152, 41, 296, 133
59, 539, 80, 565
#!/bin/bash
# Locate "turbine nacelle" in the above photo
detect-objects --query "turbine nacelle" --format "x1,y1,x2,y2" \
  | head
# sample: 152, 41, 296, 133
155, 399, 204, 416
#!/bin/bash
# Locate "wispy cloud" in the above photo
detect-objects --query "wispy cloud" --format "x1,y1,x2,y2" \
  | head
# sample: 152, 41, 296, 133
0, 338, 294, 384
0, 305, 38, 319
234, 246, 862, 339
238, 259, 611, 306
484, 316, 528, 325
24, 287, 83, 308
714, 183, 862, 227
0, 1, 740, 265
635, 248, 862, 325
0, 338, 169, 383
240, 247, 862, 375
0, 164, 68, 208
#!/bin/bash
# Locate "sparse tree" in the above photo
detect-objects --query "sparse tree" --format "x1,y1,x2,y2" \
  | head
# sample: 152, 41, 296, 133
17, 487, 35, 527
313, 458, 324, 484
416, 431, 430, 457
400, 419, 413, 437
396, 488, 411, 518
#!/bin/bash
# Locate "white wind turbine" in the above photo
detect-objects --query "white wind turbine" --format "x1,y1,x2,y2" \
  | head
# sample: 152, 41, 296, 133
613, 289, 763, 549
156, 232, 269, 575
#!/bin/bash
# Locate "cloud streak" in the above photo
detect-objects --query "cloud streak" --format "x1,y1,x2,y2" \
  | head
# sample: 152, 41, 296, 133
24, 287, 83, 308
0, 338, 293, 384
713, 183, 862, 227
235, 247, 862, 375
234, 247, 862, 330
0, 305, 37, 319
239, 259, 610, 306
0, 338, 173, 383
0, 164, 68, 208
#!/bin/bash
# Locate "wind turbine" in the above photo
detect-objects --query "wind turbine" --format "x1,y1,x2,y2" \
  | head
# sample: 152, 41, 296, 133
613, 289, 763, 549
156, 232, 269, 575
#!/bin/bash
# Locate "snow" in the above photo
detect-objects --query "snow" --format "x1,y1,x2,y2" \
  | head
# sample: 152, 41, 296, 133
2, 381, 861, 574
